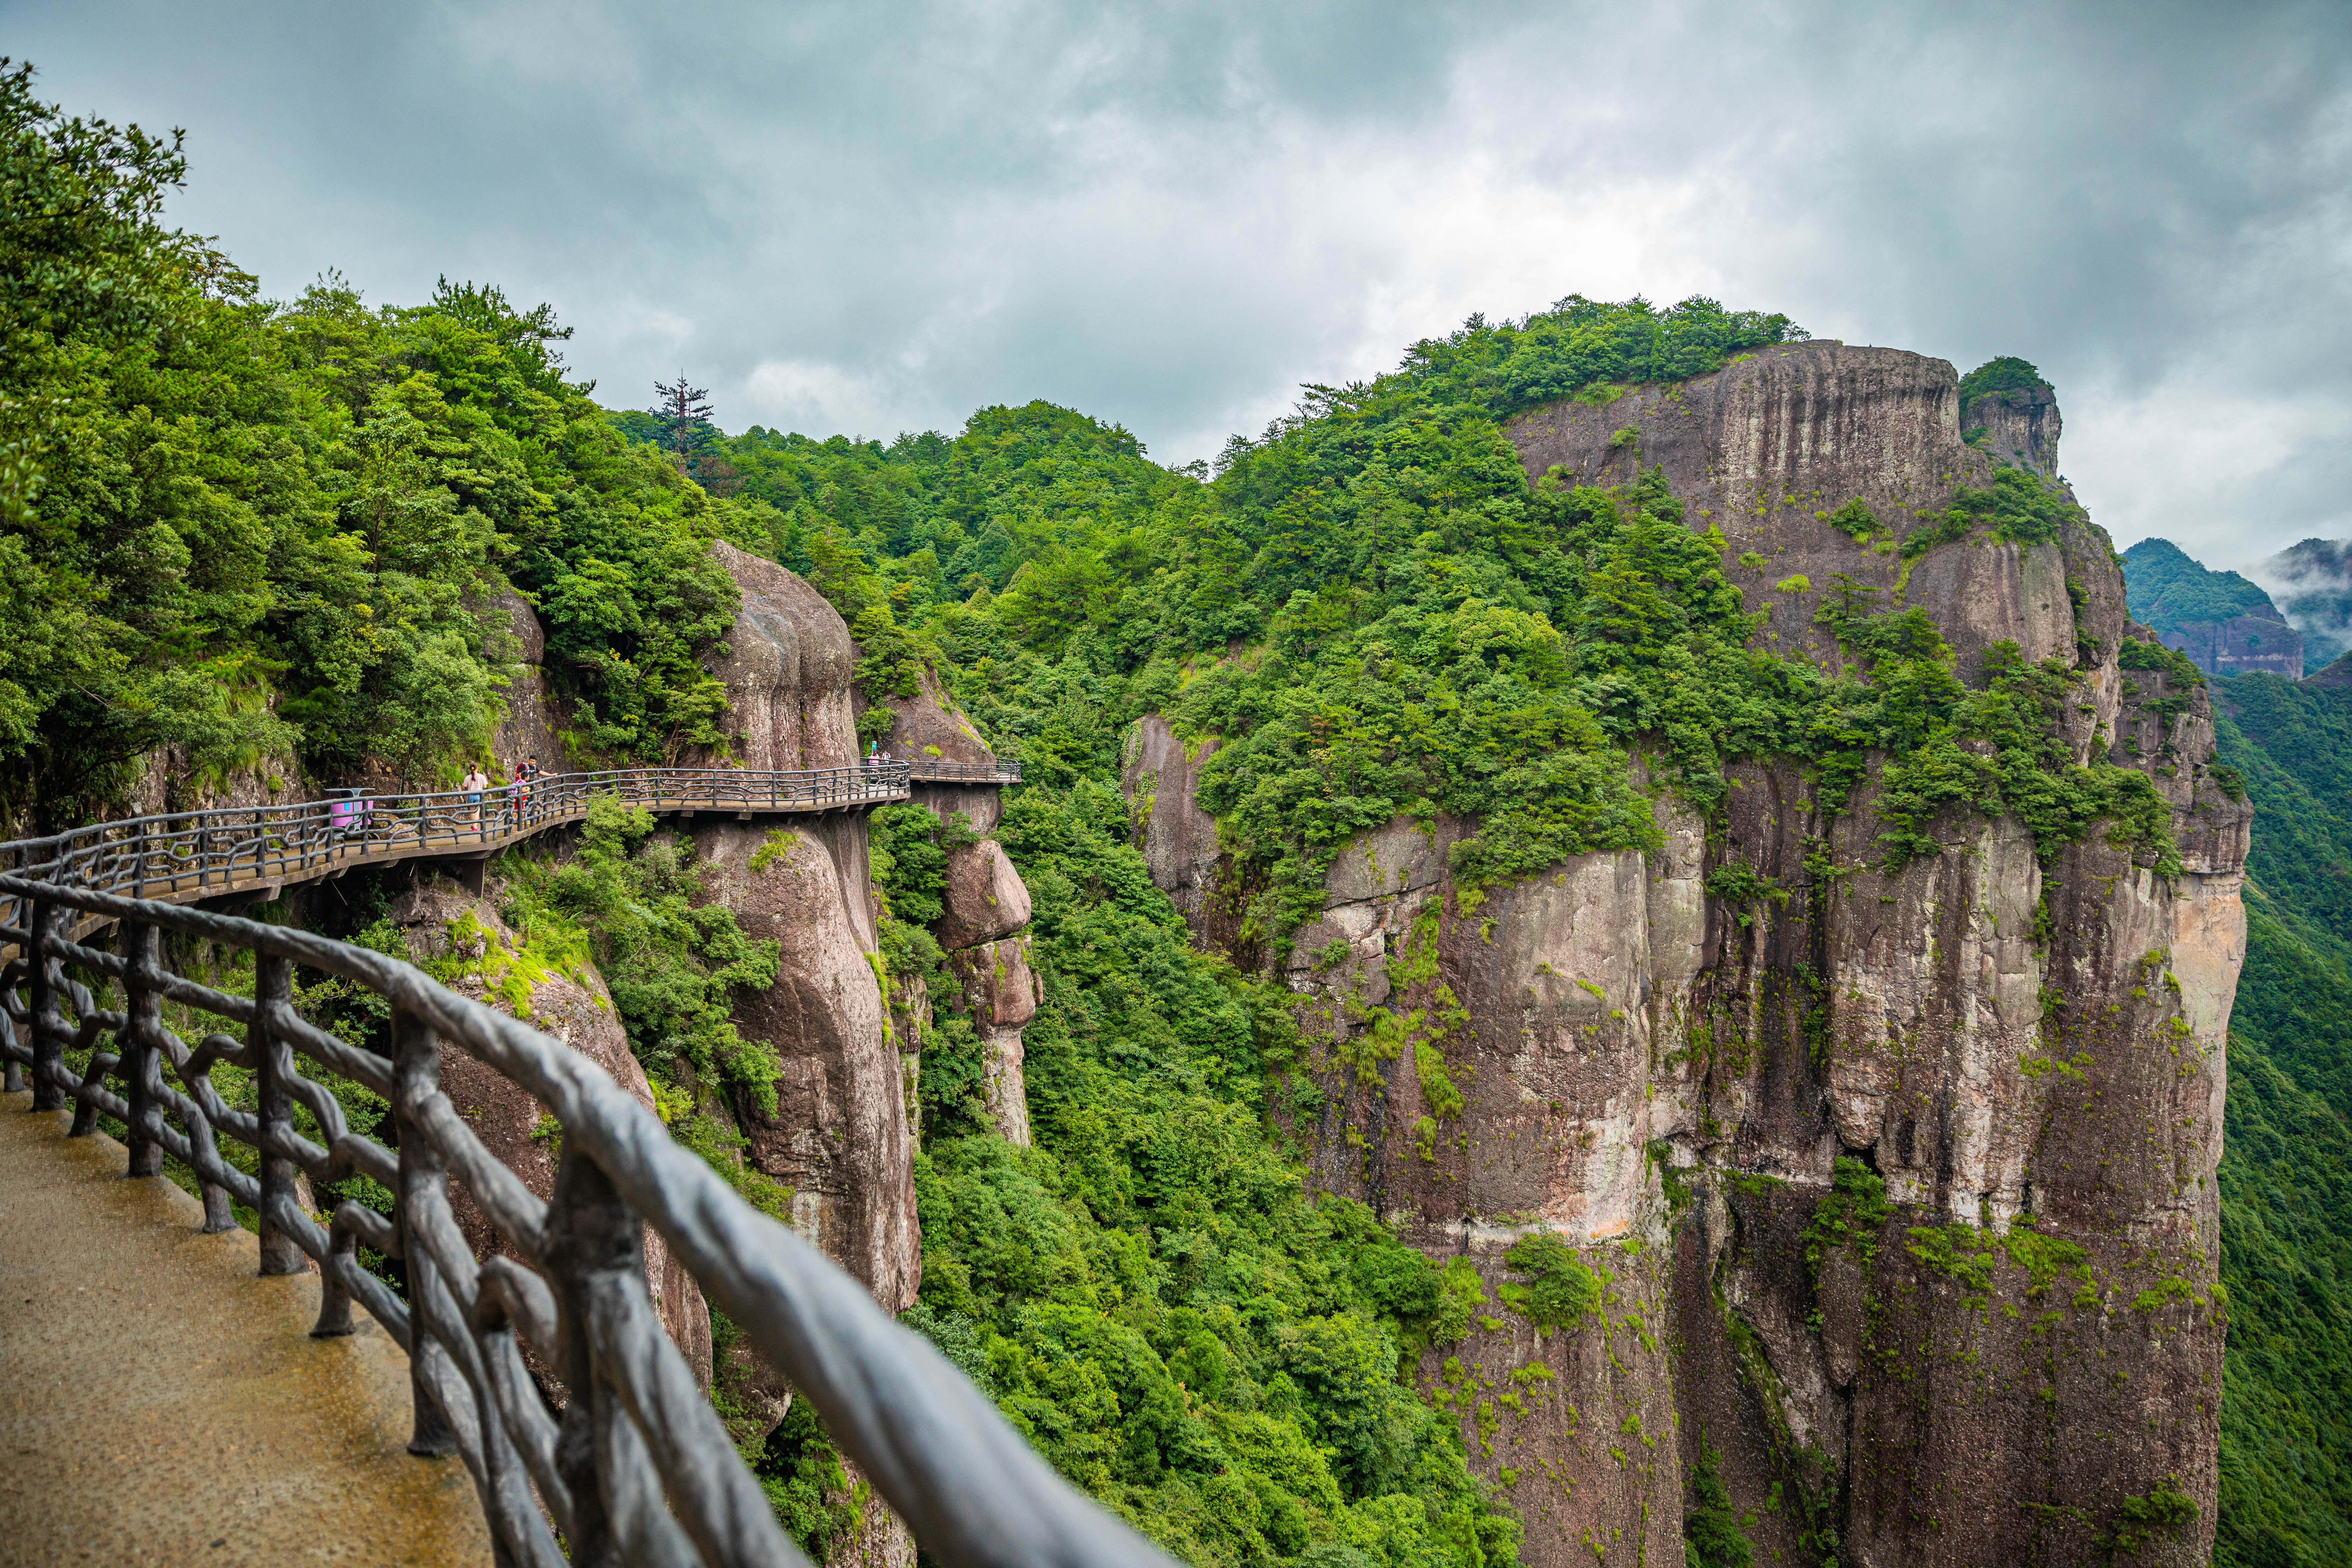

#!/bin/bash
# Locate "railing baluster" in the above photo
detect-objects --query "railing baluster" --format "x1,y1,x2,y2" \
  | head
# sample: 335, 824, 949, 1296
123, 921, 163, 1179
393, 1006, 463, 1458
542, 1143, 628, 1566
28, 896, 60, 1112
253, 952, 308, 1276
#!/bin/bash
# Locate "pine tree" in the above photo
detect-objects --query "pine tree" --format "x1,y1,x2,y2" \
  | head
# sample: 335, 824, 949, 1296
650, 371, 715, 463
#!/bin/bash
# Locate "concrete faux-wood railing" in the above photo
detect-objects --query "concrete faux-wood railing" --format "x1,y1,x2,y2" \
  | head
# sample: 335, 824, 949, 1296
0, 758, 1017, 918
0, 802, 1165, 1568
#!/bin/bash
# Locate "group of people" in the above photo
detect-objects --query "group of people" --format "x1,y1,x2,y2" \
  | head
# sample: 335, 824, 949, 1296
457, 755, 543, 831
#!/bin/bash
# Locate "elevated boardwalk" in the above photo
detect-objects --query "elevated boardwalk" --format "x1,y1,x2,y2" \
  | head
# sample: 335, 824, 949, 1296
0, 1092, 493, 1565
0, 759, 1017, 940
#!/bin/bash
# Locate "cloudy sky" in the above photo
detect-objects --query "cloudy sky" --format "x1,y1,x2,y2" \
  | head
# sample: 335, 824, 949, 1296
10, 0, 2349, 566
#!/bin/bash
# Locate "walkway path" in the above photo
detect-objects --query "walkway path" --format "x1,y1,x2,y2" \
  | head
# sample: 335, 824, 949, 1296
0, 1094, 492, 1566
0, 757, 1017, 943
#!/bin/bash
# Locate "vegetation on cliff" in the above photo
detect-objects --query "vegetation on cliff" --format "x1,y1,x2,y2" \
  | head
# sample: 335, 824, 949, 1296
2203, 674, 2352, 1568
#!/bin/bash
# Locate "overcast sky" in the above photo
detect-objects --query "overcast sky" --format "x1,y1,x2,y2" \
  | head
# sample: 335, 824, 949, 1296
9, 0, 2349, 567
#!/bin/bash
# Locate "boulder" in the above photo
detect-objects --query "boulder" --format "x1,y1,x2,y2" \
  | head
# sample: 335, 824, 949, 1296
472, 579, 572, 777
935, 840, 1031, 951
702, 541, 861, 771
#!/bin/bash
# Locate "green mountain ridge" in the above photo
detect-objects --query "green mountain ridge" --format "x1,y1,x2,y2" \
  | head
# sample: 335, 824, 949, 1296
12, 55, 2352, 1568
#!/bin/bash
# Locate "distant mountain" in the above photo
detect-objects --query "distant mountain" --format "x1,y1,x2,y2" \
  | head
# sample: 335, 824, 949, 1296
2122, 538, 2304, 679
2253, 537, 2352, 670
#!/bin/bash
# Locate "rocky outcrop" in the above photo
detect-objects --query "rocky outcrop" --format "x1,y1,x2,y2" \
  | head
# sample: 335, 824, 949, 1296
1129, 344, 2242, 1568
934, 839, 1030, 951
883, 667, 1003, 832
387, 876, 712, 1392
946, 936, 1041, 1146
1119, 715, 1227, 944
1964, 381, 2062, 476
704, 539, 862, 772
694, 817, 917, 1315
474, 580, 572, 775
2159, 604, 2305, 679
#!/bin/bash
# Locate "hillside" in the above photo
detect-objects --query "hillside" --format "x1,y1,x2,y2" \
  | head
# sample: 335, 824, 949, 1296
13, 58, 2330, 1568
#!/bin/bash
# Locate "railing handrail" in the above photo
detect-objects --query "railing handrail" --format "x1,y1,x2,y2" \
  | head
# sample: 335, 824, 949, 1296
0, 869, 1168, 1568
0, 763, 955, 904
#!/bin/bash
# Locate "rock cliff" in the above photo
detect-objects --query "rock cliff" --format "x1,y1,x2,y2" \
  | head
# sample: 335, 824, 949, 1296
1129, 342, 2242, 1568
878, 672, 1040, 1146
2158, 604, 2305, 680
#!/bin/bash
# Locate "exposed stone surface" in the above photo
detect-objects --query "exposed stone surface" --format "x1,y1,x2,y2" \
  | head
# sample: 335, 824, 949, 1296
1119, 714, 1227, 944
387, 876, 712, 1390
935, 839, 1032, 952
701, 539, 862, 771
2159, 604, 2305, 679
947, 936, 1040, 1146
885, 668, 1005, 833
473, 580, 573, 775
1964, 382, 2062, 476
692, 820, 918, 1315
1130, 345, 2241, 1568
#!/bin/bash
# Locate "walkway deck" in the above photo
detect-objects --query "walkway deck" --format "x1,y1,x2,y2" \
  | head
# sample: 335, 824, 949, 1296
0, 1094, 492, 1566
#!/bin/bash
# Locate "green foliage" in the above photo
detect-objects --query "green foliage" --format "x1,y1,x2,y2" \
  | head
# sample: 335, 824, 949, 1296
1956, 356, 2049, 405
2200, 675, 2352, 1568
911, 776, 1518, 1567
1899, 466, 2082, 559
497, 796, 783, 1112
2117, 634, 2207, 686
2122, 538, 2280, 636
1496, 1234, 1607, 1334
1804, 1156, 1891, 1275
1682, 1441, 1756, 1568
0, 64, 761, 826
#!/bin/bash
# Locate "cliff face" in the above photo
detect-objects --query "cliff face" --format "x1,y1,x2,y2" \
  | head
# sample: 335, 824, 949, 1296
2158, 604, 2305, 680
1130, 343, 2245, 1568
879, 673, 1041, 1147
690, 542, 919, 1312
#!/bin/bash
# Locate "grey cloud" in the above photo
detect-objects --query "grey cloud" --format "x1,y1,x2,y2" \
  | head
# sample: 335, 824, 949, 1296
7, 0, 2348, 564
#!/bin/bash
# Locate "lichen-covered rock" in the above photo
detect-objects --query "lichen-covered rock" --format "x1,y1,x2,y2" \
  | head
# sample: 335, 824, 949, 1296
387, 876, 712, 1390
935, 839, 1031, 952
691, 819, 918, 1315
945, 937, 1040, 1147
702, 540, 861, 772
1965, 381, 2062, 476
945, 936, 1038, 1030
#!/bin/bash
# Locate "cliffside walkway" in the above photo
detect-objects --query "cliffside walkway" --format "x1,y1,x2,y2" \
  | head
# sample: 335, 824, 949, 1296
0, 754, 1174, 1568
0, 758, 1019, 936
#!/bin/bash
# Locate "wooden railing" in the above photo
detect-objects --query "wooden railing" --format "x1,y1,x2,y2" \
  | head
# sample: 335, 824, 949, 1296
0, 764, 921, 904
0, 871, 1166, 1568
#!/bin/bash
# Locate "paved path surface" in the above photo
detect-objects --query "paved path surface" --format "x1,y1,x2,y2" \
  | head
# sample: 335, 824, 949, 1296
0, 1094, 492, 1565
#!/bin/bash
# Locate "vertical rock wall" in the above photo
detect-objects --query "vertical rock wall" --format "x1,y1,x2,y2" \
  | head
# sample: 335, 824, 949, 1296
880, 677, 1039, 1147
1128, 343, 2243, 1568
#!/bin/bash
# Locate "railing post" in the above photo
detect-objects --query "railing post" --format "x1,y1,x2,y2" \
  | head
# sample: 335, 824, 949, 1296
27, 897, 61, 1112
252, 951, 308, 1276
541, 1140, 633, 1566
392, 1006, 461, 1457
122, 920, 163, 1178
